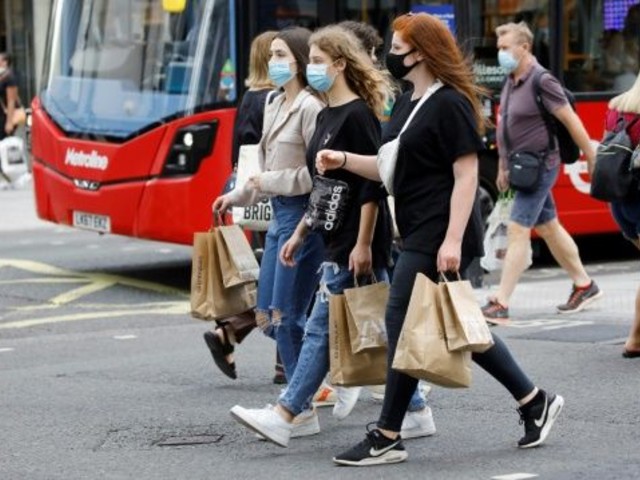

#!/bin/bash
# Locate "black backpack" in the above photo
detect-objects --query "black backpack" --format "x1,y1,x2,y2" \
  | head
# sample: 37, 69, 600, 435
533, 70, 580, 164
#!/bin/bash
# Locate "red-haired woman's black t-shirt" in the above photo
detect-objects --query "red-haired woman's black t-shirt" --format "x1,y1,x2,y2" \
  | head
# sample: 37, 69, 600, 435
384, 87, 484, 257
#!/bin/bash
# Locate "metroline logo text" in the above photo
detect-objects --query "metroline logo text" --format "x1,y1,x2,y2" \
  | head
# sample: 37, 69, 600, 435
65, 148, 109, 170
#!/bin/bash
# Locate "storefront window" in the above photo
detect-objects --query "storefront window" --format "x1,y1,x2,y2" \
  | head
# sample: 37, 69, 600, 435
564, 0, 639, 93
465, 0, 551, 94
256, 1, 319, 31
338, 0, 399, 57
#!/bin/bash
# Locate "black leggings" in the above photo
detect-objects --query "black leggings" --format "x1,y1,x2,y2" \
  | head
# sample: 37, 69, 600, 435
377, 250, 535, 432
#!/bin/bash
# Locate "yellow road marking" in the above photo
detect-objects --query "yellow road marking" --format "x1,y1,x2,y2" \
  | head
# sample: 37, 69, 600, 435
0, 259, 189, 302
0, 258, 192, 328
49, 280, 117, 305
0, 302, 190, 329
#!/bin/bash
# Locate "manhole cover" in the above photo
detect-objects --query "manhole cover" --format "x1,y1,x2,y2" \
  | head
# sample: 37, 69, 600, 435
98, 425, 233, 450
156, 435, 224, 447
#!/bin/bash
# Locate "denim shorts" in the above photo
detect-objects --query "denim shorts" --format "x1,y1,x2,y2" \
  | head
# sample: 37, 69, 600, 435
510, 164, 560, 228
610, 200, 640, 240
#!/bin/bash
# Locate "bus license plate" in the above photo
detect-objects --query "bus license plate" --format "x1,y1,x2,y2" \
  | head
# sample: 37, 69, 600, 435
72, 211, 111, 233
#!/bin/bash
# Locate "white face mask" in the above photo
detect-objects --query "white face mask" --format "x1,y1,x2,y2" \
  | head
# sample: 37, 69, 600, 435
0, 67, 8, 76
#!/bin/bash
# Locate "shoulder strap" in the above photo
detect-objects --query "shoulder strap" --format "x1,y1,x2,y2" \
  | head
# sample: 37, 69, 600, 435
532, 69, 556, 153
265, 89, 279, 106
501, 80, 514, 155
625, 115, 640, 131
398, 80, 443, 137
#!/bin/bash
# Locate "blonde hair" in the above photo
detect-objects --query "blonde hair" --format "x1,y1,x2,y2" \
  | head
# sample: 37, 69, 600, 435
245, 31, 278, 89
495, 21, 534, 46
309, 25, 393, 115
609, 71, 640, 113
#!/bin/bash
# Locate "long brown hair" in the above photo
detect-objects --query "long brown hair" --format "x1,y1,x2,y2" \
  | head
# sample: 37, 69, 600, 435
309, 26, 392, 115
392, 13, 487, 133
245, 31, 278, 89
275, 27, 313, 87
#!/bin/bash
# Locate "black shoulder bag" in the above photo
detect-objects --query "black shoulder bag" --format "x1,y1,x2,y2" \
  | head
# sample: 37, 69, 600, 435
503, 81, 548, 193
304, 175, 350, 234
533, 70, 580, 165
590, 115, 640, 202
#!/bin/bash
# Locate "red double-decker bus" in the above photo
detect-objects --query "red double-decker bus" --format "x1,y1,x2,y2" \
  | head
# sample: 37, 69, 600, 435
30, 0, 640, 243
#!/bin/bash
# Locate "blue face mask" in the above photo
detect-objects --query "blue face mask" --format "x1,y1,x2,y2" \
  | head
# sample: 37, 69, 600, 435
268, 61, 294, 87
306, 63, 336, 93
498, 49, 519, 74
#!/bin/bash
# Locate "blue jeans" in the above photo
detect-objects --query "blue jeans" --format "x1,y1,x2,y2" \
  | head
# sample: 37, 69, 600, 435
256, 195, 324, 382
279, 263, 425, 416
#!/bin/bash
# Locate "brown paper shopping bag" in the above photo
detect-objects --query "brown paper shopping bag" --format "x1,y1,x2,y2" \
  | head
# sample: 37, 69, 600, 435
190, 230, 257, 321
215, 225, 260, 288
343, 280, 389, 353
329, 294, 386, 387
392, 273, 471, 388
439, 274, 494, 353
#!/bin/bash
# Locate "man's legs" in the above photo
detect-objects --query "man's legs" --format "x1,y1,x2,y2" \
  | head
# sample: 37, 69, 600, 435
493, 221, 533, 306
534, 218, 590, 286
484, 167, 560, 323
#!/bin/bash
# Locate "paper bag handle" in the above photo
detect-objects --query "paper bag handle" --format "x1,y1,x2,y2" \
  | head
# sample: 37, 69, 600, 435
439, 271, 462, 283
353, 272, 378, 287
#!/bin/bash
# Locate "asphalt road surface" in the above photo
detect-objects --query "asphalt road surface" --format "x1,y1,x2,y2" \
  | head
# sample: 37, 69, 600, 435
1, 189, 639, 480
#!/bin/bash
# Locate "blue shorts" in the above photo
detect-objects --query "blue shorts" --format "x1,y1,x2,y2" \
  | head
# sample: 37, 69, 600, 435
610, 200, 640, 240
510, 165, 560, 228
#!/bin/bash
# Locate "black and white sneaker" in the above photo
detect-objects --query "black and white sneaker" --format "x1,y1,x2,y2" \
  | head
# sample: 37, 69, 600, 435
517, 390, 564, 449
333, 424, 408, 466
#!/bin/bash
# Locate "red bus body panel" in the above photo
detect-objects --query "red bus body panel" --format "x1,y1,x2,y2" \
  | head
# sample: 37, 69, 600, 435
31, 97, 235, 245
31, 95, 616, 244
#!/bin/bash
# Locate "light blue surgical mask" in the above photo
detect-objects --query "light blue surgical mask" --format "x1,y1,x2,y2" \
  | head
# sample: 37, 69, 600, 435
268, 61, 294, 87
498, 49, 519, 74
306, 63, 336, 92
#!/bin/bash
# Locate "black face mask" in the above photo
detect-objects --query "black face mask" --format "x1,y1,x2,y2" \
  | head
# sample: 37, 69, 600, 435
385, 50, 418, 80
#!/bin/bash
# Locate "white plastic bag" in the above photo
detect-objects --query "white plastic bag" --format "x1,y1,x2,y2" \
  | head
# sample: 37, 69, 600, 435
231, 144, 272, 231
480, 196, 513, 271
0, 136, 27, 183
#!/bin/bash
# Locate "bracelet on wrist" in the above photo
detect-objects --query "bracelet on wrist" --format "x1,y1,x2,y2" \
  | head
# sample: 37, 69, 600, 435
340, 151, 347, 169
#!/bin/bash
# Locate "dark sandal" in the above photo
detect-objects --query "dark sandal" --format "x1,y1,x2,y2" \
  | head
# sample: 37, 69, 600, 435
203, 326, 236, 379
622, 349, 640, 358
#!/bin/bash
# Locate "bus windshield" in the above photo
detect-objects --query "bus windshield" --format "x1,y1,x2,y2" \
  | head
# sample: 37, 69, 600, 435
41, 0, 236, 140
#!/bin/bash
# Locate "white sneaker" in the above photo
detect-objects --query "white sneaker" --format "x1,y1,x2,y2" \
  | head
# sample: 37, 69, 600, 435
368, 382, 432, 403
400, 406, 436, 440
291, 407, 321, 438
254, 406, 320, 440
368, 385, 386, 402
419, 382, 432, 398
312, 383, 337, 408
332, 386, 362, 420
230, 405, 292, 447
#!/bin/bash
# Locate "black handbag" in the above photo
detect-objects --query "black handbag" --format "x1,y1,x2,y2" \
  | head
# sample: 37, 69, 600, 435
304, 175, 350, 233
508, 151, 544, 193
590, 116, 640, 202
502, 82, 546, 193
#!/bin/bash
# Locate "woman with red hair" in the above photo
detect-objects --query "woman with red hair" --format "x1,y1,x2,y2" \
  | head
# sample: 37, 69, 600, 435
318, 13, 564, 466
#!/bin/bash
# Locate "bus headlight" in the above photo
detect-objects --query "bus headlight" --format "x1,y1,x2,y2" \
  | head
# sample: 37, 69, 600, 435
162, 122, 217, 176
